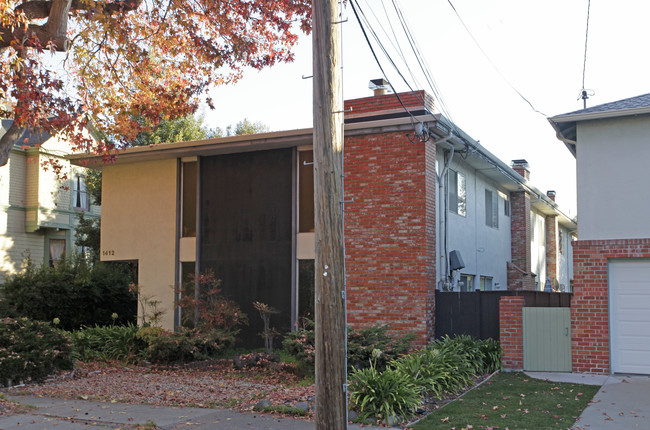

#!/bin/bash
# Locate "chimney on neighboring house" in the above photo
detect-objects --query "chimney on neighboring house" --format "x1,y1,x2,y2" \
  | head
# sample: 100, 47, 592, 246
546, 190, 556, 202
511, 159, 530, 180
369, 78, 390, 96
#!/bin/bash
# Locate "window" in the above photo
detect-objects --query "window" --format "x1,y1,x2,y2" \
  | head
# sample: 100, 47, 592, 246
485, 189, 498, 228
181, 161, 197, 237
298, 151, 315, 232
49, 239, 66, 266
448, 169, 466, 216
72, 175, 89, 210
480, 276, 493, 291
502, 193, 510, 217
559, 230, 565, 254
298, 260, 315, 318
460, 274, 474, 292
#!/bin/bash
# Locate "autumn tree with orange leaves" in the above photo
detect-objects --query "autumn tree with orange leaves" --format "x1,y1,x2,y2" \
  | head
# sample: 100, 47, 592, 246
0, 0, 311, 166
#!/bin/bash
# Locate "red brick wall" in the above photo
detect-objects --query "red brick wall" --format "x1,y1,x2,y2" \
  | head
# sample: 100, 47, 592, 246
343, 131, 436, 348
545, 215, 558, 285
500, 296, 525, 370
572, 238, 650, 374
344, 90, 434, 115
508, 190, 535, 290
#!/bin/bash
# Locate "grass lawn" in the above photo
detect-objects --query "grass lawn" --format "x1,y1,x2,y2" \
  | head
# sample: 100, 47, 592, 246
411, 372, 599, 430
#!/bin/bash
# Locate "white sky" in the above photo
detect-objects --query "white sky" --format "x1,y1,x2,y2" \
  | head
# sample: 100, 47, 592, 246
203, 0, 650, 217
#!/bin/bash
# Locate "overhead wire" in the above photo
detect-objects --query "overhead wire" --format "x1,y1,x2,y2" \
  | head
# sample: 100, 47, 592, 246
349, 0, 422, 126
390, 0, 456, 123
445, 0, 547, 117
581, 0, 591, 90
579, 0, 593, 107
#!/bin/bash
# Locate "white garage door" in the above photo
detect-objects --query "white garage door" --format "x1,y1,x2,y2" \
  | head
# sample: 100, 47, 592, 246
610, 260, 650, 374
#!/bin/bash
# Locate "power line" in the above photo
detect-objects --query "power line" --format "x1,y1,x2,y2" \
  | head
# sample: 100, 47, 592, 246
579, 0, 592, 108
446, 0, 547, 117
349, 0, 423, 125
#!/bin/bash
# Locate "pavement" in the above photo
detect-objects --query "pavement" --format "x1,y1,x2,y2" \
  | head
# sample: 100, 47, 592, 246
0, 395, 385, 430
526, 371, 650, 429
3, 373, 649, 429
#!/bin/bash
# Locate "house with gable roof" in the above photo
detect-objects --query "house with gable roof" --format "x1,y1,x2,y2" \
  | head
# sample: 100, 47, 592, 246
0, 120, 100, 281
549, 93, 650, 375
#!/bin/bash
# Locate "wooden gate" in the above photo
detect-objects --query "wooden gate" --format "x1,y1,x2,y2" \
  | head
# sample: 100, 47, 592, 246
523, 307, 572, 372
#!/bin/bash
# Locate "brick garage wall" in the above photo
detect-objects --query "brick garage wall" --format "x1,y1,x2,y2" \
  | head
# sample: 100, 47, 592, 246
500, 295, 525, 370
343, 131, 436, 348
572, 238, 650, 374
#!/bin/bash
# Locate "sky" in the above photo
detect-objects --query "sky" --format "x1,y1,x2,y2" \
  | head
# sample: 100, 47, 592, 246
202, 0, 650, 217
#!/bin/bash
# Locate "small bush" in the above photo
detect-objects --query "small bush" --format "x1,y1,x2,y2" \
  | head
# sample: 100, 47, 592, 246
71, 324, 145, 362
347, 325, 413, 371
177, 270, 248, 333
144, 328, 234, 364
0, 317, 72, 384
478, 337, 502, 373
349, 357, 421, 425
282, 319, 413, 372
282, 318, 315, 370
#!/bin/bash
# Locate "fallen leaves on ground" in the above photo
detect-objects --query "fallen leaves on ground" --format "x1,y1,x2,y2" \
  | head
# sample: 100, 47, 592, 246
8, 360, 315, 418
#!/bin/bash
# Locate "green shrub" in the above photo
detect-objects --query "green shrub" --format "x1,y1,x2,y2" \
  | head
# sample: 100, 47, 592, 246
347, 325, 413, 371
135, 326, 166, 344
392, 336, 502, 399
0, 317, 73, 385
349, 358, 421, 425
282, 318, 315, 370
478, 337, 502, 373
144, 328, 234, 364
282, 319, 413, 372
0, 256, 136, 331
71, 323, 145, 362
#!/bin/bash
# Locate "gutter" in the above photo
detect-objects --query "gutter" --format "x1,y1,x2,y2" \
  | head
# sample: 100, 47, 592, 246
436, 115, 576, 228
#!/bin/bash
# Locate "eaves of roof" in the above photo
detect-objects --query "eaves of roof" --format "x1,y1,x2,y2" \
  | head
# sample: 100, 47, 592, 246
69, 112, 576, 230
548, 93, 650, 157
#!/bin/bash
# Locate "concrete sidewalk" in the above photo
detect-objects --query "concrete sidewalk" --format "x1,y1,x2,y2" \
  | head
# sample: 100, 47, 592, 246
526, 371, 650, 429
1, 395, 385, 430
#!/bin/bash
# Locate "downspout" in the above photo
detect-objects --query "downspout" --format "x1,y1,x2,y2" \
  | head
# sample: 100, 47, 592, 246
435, 136, 454, 285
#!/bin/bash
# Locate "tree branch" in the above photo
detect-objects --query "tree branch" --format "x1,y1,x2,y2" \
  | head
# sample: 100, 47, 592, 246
0, 122, 26, 167
16, 0, 144, 20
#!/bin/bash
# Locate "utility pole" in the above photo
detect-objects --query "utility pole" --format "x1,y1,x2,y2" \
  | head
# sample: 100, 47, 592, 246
312, 0, 347, 429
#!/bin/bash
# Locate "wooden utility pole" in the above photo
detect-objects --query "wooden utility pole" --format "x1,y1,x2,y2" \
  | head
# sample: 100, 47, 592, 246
312, 0, 346, 429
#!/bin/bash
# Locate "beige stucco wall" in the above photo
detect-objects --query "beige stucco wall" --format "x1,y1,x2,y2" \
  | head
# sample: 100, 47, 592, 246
101, 159, 178, 329
577, 116, 650, 240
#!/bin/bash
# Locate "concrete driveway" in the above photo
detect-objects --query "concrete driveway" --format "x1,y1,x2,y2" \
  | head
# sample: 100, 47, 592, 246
571, 375, 650, 429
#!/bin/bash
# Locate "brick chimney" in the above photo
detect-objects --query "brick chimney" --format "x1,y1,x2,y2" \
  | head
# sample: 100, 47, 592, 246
511, 159, 530, 181
344, 86, 434, 123
546, 190, 556, 202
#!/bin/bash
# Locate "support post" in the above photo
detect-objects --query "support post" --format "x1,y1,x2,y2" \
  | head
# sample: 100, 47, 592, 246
312, 0, 346, 428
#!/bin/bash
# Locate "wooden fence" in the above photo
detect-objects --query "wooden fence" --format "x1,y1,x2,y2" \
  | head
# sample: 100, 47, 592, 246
435, 291, 572, 340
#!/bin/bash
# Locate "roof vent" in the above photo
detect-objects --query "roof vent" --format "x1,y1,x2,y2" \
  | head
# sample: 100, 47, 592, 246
369, 78, 390, 96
